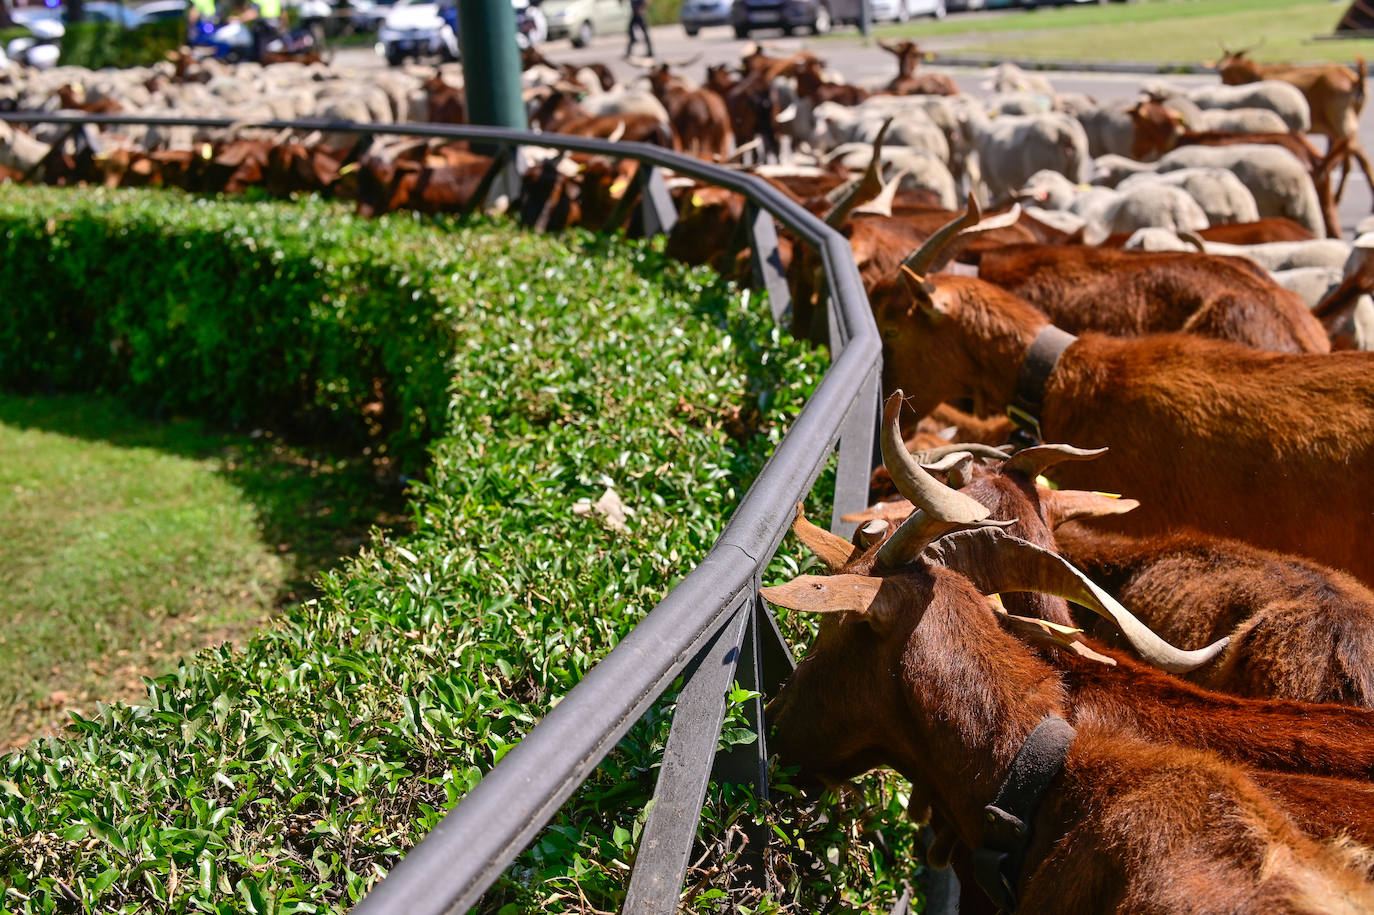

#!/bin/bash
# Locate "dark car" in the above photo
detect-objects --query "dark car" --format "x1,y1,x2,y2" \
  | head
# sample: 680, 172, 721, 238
730, 0, 858, 37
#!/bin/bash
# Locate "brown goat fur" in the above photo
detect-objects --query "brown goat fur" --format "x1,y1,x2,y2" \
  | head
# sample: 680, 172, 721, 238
666, 185, 750, 273
1215, 51, 1373, 207
353, 152, 492, 217
876, 40, 959, 97
1198, 218, 1317, 244
765, 558, 1374, 913
556, 113, 679, 150
976, 244, 1330, 354
646, 64, 735, 160
855, 447, 1374, 710
1056, 647, 1374, 781
423, 75, 467, 125
869, 273, 1374, 584
1098, 218, 1318, 249
1053, 526, 1374, 707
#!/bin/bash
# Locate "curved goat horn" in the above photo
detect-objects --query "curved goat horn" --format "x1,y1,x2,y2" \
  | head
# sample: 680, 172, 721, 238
926, 528, 1229, 673
853, 167, 910, 219
825, 118, 891, 228
904, 198, 1023, 276
876, 392, 1009, 568
858, 518, 890, 548
904, 195, 981, 276
916, 443, 1013, 465
922, 450, 974, 473
1004, 444, 1106, 478
1179, 230, 1207, 252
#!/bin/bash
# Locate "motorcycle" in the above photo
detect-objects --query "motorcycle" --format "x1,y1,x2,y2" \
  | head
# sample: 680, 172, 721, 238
192, 14, 323, 62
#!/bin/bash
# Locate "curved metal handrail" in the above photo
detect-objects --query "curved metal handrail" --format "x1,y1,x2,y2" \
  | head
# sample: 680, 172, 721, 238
0, 112, 884, 915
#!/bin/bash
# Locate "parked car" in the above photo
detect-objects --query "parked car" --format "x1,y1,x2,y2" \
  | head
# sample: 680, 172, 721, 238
135, 0, 192, 22
346, 0, 397, 32
679, 0, 731, 35
8, 2, 146, 68
869, 0, 944, 20
731, 0, 858, 37
541, 0, 628, 47
13, 1, 146, 28
375, 0, 457, 65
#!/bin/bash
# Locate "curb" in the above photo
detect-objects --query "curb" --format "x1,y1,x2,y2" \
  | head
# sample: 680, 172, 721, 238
926, 54, 1214, 75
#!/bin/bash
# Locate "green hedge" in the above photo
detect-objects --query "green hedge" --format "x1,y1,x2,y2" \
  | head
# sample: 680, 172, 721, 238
0, 189, 463, 467
58, 18, 184, 70
648, 0, 684, 27
0, 187, 924, 914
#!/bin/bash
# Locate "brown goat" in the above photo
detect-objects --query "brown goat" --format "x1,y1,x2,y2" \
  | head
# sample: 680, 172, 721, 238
646, 64, 735, 160
876, 40, 959, 96
352, 152, 492, 217
423, 75, 467, 125
666, 185, 748, 272
976, 243, 1330, 354
1198, 217, 1317, 244
766, 444, 1374, 912
873, 206, 1374, 586
263, 142, 340, 197
557, 113, 679, 150
855, 442, 1374, 709
771, 413, 1374, 909
1055, 524, 1374, 707
1215, 50, 1373, 208
793, 55, 869, 107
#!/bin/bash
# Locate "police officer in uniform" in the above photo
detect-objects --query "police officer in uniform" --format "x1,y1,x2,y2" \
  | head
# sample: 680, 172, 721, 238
244, 0, 283, 61
187, 0, 218, 40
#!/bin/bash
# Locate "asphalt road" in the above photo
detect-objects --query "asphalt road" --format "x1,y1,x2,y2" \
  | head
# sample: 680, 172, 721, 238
336, 22, 1374, 234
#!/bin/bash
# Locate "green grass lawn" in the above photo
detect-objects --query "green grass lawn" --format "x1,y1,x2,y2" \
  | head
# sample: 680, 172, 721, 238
0, 394, 401, 749
870, 0, 1374, 64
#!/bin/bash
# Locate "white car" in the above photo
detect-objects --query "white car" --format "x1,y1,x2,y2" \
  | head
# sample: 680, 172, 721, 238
869, 0, 945, 21
541, 0, 629, 48
376, 0, 458, 66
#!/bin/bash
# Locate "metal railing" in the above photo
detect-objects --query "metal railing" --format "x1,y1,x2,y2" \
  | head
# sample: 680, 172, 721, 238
0, 112, 911, 914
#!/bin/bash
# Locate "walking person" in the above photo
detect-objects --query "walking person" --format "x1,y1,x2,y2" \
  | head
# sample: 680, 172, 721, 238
626, 0, 653, 59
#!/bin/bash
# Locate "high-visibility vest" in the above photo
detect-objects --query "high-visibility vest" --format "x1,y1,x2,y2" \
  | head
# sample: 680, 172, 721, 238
190, 0, 216, 17
255, 0, 281, 18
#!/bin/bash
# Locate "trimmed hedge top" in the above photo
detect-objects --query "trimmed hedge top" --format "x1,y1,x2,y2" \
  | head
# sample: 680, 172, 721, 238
0, 187, 924, 914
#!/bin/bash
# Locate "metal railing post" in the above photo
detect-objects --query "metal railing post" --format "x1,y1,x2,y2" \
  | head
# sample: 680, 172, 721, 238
622, 601, 751, 914
832, 364, 882, 536
640, 165, 678, 236
746, 204, 792, 325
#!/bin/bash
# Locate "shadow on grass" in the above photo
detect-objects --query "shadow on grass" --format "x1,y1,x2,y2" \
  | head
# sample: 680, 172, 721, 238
0, 393, 410, 597
0, 392, 410, 746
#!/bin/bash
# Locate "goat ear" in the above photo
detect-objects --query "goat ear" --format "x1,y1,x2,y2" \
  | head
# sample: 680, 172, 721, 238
761, 574, 883, 616
900, 265, 947, 316
841, 499, 915, 526
791, 503, 862, 572
1038, 488, 1141, 529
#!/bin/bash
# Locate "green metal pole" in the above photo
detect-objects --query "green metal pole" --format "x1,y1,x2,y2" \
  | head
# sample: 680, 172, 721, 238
457, 0, 526, 131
